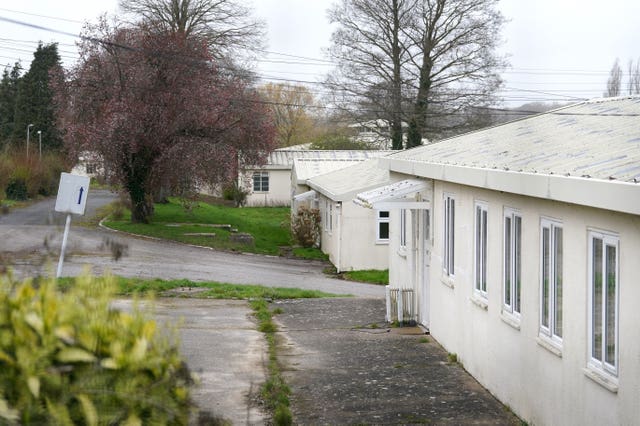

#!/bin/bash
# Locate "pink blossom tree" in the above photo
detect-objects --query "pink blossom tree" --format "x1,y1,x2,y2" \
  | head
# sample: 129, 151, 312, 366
55, 21, 275, 223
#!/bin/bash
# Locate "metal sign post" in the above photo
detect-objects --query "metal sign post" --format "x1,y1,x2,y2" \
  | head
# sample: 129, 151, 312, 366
54, 173, 90, 278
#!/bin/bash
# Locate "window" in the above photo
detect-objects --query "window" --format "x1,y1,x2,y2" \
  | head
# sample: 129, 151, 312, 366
588, 230, 619, 377
503, 209, 522, 316
86, 163, 97, 174
377, 210, 390, 242
443, 194, 455, 276
324, 200, 333, 232
329, 203, 333, 232
474, 202, 488, 297
399, 209, 407, 248
540, 219, 563, 343
252, 171, 269, 192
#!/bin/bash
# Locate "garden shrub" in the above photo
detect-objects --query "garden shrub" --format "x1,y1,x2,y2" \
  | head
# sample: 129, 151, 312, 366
5, 177, 28, 201
291, 206, 321, 248
0, 272, 192, 425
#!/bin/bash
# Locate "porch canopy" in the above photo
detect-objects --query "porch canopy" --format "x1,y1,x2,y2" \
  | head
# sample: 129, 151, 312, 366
353, 179, 429, 210
293, 189, 317, 202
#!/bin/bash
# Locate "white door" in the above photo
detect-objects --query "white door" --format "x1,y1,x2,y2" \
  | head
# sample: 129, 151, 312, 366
420, 209, 431, 327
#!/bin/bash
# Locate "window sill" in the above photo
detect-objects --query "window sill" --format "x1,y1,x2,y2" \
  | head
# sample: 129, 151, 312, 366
375, 240, 390, 245
536, 336, 562, 358
470, 294, 488, 311
500, 311, 521, 330
583, 367, 618, 393
440, 275, 454, 289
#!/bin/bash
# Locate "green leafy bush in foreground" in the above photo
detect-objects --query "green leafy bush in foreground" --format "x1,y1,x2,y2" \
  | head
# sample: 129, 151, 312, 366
0, 273, 191, 425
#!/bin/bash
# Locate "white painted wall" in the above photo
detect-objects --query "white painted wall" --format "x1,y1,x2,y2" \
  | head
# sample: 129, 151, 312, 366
318, 194, 389, 272
390, 178, 640, 426
243, 169, 292, 207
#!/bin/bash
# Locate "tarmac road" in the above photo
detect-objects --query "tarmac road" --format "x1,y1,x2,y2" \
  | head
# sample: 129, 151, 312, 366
0, 190, 384, 298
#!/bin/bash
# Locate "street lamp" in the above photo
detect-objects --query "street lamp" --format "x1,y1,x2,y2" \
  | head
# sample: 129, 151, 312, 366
26, 123, 33, 159
37, 130, 42, 161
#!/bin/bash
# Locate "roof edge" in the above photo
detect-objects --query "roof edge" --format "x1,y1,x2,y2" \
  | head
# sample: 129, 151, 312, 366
385, 157, 640, 216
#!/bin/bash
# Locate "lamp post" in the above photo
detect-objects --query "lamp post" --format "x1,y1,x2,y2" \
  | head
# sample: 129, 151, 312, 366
26, 123, 33, 159
37, 130, 42, 161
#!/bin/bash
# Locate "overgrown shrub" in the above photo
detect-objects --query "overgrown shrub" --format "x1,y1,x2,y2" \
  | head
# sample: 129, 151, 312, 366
291, 206, 321, 248
222, 180, 249, 207
0, 150, 67, 201
5, 177, 28, 200
0, 273, 192, 425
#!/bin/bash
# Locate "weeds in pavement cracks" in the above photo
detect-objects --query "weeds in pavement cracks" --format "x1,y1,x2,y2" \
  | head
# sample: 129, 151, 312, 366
250, 299, 292, 426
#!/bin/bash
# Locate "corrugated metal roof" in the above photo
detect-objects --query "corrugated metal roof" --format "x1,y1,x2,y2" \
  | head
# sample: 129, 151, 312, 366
307, 158, 390, 201
265, 149, 392, 169
293, 159, 364, 183
388, 97, 640, 184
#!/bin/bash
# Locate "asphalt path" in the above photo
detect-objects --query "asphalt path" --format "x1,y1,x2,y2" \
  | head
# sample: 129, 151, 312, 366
0, 190, 384, 298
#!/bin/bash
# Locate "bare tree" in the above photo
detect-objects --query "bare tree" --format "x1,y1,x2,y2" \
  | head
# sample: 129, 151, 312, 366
259, 83, 320, 147
605, 58, 623, 97
405, 0, 505, 147
326, 0, 415, 150
326, 0, 505, 149
119, 0, 265, 59
628, 58, 640, 95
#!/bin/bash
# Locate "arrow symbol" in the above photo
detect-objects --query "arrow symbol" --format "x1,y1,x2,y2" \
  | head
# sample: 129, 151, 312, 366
77, 187, 84, 205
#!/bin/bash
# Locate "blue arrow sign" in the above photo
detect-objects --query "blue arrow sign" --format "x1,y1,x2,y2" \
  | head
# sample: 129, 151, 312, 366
77, 187, 84, 205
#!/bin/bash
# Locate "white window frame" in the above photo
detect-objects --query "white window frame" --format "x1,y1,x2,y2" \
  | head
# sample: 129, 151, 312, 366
443, 194, 455, 277
474, 201, 488, 298
587, 230, 619, 378
328, 202, 333, 233
324, 200, 330, 232
503, 208, 522, 318
252, 171, 269, 192
540, 218, 563, 346
376, 210, 390, 243
399, 209, 407, 248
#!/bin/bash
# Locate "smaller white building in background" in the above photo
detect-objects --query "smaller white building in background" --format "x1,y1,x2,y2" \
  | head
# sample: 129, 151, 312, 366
241, 148, 388, 207
305, 158, 393, 272
356, 97, 640, 426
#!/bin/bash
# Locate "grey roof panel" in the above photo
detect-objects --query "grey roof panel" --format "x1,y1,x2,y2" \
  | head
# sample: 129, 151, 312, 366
388, 97, 640, 184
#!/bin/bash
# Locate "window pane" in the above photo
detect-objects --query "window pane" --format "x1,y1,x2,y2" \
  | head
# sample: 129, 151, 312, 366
481, 210, 488, 293
379, 211, 390, 218
592, 238, 603, 361
504, 216, 511, 307
542, 227, 550, 329
514, 216, 521, 313
450, 200, 455, 273
554, 227, 563, 338
605, 244, 617, 366
379, 222, 389, 240
475, 207, 481, 291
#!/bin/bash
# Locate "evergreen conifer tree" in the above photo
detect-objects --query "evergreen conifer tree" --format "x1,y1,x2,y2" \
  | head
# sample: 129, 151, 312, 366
13, 43, 63, 153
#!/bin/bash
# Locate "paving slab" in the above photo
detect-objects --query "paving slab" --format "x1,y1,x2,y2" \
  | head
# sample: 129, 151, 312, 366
113, 298, 267, 425
275, 298, 522, 425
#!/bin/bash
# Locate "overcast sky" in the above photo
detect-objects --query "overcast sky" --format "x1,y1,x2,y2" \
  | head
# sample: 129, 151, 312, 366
1, 0, 639, 107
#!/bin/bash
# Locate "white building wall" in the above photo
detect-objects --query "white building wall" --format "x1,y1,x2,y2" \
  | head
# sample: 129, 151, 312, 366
319, 195, 389, 272
390, 177, 640, 426
243, 169, 292, 207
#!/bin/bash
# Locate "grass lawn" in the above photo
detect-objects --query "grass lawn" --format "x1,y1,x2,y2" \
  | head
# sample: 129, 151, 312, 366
341, 269, 389, 285
57, 275, 347, 299
103, 198, 305, 257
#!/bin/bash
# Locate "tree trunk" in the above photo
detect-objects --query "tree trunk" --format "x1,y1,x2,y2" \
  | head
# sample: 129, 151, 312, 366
124, 148, 155, 224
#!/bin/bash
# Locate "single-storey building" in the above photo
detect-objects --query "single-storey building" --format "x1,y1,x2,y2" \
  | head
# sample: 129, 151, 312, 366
305, 158, 393, 272
356, 97, 640, 425
241, 148, 388, 207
